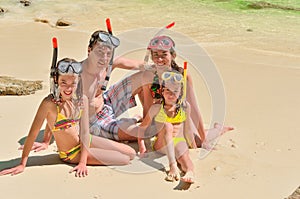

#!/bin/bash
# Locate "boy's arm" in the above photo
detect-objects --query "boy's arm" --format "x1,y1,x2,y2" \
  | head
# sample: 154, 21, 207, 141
113, 56, 144, 71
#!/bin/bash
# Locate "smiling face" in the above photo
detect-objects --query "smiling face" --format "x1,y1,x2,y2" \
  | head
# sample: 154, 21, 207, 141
57, 74, 79, 101
88, 41, 113, 72
151, 49, 174, 68
162, 82, 182, 105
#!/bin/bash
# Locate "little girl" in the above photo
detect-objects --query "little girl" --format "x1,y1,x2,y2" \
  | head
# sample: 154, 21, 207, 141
0, 58, 135, 177
138, 71, 196, 183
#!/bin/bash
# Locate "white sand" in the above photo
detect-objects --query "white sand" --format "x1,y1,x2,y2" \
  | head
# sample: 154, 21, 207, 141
0, 20, 299, 199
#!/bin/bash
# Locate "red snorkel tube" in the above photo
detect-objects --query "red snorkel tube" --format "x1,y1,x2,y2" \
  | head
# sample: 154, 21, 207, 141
101, 18, 114, 91
50, 37, 58, 82
144, 22, 175, 64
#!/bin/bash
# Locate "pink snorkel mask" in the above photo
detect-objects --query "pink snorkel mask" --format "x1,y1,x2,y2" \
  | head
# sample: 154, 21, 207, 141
147, 35, 175, 51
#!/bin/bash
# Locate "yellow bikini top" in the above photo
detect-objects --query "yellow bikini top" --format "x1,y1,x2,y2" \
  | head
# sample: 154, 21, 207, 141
52, 106, 82, 132
154, 104, 186, 124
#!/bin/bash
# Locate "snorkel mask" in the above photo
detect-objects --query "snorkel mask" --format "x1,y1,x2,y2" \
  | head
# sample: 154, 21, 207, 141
147, 35, 175, 51
88, 31, 120, 49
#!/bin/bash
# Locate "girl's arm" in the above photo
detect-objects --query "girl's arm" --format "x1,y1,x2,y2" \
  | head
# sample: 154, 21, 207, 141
138, 104, 160, 156
70, 95, 89, 177
0, 97, 50, 176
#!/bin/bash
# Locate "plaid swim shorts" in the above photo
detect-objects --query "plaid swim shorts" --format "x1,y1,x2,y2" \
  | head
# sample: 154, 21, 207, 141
89, 76, 137, 140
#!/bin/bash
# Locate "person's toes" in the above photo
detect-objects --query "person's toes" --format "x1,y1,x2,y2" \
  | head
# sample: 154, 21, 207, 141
181, 171, 195, 184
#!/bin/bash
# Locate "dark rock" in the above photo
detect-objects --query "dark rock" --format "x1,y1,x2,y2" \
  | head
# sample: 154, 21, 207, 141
56, 19, 72, 27
20, 0, 31, 7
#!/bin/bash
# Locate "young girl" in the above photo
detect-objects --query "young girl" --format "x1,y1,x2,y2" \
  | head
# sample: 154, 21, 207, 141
0, 58, 135, 177
138, 71, 196, 183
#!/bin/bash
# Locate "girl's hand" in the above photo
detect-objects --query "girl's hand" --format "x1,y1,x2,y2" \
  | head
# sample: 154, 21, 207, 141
0, 165, 25, 176
18, 142, 49, 152
69, 162, 88, 177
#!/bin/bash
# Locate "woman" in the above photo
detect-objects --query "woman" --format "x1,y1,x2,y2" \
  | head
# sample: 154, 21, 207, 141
139, 35, 234, 148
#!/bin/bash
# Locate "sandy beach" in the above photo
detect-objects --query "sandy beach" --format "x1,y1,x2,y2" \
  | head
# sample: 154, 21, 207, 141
0, 1, 300, 198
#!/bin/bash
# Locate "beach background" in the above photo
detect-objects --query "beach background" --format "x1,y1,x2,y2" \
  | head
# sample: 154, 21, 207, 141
0, 0, 299, 198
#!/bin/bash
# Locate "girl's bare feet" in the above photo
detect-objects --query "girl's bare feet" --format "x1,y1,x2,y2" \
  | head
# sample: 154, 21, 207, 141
165, 163, 180, 182
181, 171, 195, 184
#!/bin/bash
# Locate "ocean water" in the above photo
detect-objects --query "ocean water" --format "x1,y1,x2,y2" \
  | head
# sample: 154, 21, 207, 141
0, 0, 299, 56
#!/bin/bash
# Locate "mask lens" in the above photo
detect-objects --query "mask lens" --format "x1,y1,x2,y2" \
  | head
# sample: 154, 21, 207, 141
98, 32, 109, 42
161, 39, 170, 46
98, 32, 120, 47
162, 72, 172, 80
110, 36, 120, 47
71, 63, 82, 74
150, 39, 159, 47
58, 62, 69, 73
57, 62, 82, 74
174, 74, 183, 82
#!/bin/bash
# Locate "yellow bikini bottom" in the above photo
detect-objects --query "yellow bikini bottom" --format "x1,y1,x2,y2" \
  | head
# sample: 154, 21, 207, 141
152, 136, 186, 150
59, 135, 92, 161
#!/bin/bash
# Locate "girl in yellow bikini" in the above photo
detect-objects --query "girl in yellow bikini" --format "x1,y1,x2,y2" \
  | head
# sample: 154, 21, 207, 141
138, 70, 197, 183
0, 57, 135, 177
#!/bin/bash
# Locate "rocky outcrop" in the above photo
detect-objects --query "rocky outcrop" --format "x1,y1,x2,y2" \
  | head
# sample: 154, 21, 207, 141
0, 76, 42, 96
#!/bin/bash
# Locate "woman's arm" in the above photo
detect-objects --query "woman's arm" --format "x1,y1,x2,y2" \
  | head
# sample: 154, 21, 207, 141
186, 74, 206, 144
0, 97, 50, 176
183, 102, 197, 149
